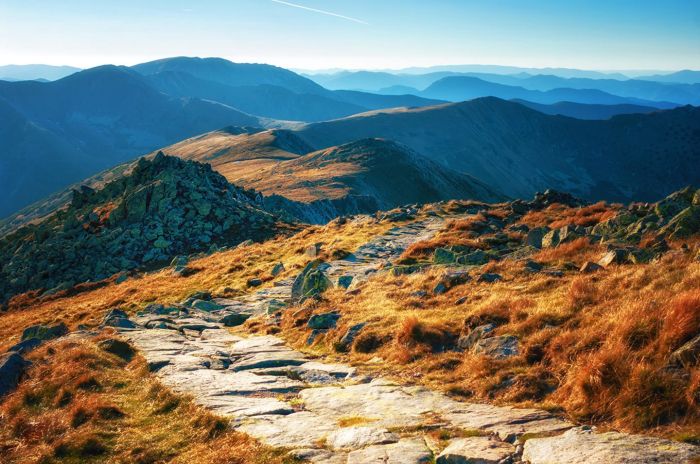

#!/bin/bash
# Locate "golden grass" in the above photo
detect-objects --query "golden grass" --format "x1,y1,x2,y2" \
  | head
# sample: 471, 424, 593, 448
521, 201, 620, 229
280, 243, 700, 437
0, 335, 290, 464
0, 217, 392, 352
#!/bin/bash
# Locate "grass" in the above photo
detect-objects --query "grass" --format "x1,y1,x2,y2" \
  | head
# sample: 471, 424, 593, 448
0, 216, 393, 352
277, 202, 700, 438
0, 335, 292, 464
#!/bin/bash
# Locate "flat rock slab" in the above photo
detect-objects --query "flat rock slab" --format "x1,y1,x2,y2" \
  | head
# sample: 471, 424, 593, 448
237, 411, 341, 448
326, 426, 399, 450
444, 403, 573, 441
228, 350, 308, 371
523, 427, 700, 464
346, 438, 433, 464
437, 436, 515, 463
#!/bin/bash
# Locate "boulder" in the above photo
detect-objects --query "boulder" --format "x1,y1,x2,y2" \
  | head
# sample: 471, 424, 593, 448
523, 426, 700, 464
669, 333, 700, 367
580, 261, 602, 273
541, 229, 561, 248
662, 206, 700, 239
456, 250, 491, 266
0, 352, 30, 397
526, 227, 549, 249
434, 271, 471, 295
291, 260, 332, 303
337, 275, 354, 289
221, 313, 251, 327
21, 322, 68, 342
305, 243, 322, 257
308, 312, 341, 330
271, 262, 285, 276
598, 249, 627, 267
434, 248, 457, 265
266, 299, 287, 315
103, 308, 136, 328
478, 273, 502, 283
191, 299, 224, 312
98, 338, 135, 361
524, 260, 543, 273
7, 338, 43, 354
336, 323, 366, 352
457, 324, 496, 351
246, 278, 263, 288
436, 436, 514, 464
473, 335, 519, 358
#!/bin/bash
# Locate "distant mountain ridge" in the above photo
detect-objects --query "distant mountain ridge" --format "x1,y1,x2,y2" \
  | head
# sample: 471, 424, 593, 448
0, 64, 81, 81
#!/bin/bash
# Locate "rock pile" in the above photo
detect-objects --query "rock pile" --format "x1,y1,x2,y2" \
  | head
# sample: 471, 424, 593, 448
0, 153, 279, 303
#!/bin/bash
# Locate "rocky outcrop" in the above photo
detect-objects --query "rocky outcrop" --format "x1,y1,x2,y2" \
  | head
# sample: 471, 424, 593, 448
0, 153, 279, 303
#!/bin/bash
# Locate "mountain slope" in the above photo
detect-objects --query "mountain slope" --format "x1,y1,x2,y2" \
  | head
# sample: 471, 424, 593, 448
0, 66, 261, 217
229, 138, 505, 206
294, 98, 700, 202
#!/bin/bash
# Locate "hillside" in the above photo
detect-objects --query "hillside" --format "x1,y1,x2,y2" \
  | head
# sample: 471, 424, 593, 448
295, 98, 700, 202
0, 153, 280, 303
0, 66, 262, 218
513, 99, 658, 119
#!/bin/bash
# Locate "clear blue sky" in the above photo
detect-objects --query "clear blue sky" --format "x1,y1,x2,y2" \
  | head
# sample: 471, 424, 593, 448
1, 0, 698, 71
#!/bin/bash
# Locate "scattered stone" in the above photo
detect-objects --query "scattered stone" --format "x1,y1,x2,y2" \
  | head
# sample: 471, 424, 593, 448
598, 249, 627, 267
526, 227, 549, 249
308, 312, 341, 330
0, 352, 30, 397
337, 275, 353, 289
271, 262, 285, 276
103, 308, 136, 328
434, 271, 471, 295
457, 249, 491, 265
291, 260, 332, 303
478, 273, 502, 283
98, 338, 135, 361
473, 335, 519, 358
191, 299, 224, 312
305, 243, 322, 257
411, 290, 429, 299
580, 261, 602, 273
336, 323, 366, 352
221, 313, 251, 327
436, 436, 514, 464
458, 324, 496, 351
247, 278, 263, 288
455, 296, 468, 305
266, 299, 287, 315
434, 248, 457, 264
522, 426, 700, 464
541, 229, 561, 248
189, 291, 212, 301
669, 333, 700, 367
114, 271, 129, 284
7, 338, 43, 354
524, 260, 543, 272
21, 322, 68, 342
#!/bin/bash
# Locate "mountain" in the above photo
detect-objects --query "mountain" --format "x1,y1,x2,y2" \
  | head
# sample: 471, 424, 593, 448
139, 57, 442, 122
224, 138, 505, 207
636, 70, 700, 85
513, 100, 658, 120
421, 76, 678, 108
293, 98, 700, 202
0, 64, 81, 81
0, 65, 262, 218
0, 153, 280, 302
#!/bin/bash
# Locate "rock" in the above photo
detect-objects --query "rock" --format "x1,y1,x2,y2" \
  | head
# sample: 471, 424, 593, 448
434, 271, 471, 295
326, 426, 399, 450
524, 260, 543, 272
662, 206, 700, 239
411, 290, 429, 299
346, 438, 432, 464
191, 299, 224, 312
271, 262, 285, 276
266, 299, 287, 315
457, 324, 496, 351
7, 338, 44, 354
457, 249, 491, 265
669, 333, 700, 367
291, 260, 332, 303
189, 291, 212, 301
436, 436, 514, 464
221, 313, 251, 327
103, 308, 136, 329
308, 312, 341, 330
21, 322, 68, 342
237, 239, 254, 248
597, 249, 627, 267
98, 338, 135, 361
473, 335, 519, 358
580, 261, 602, 273
526, 227, 549, 249
337, 275, 354, 289
305, 243, 322, 257
541, 229, 561, 248
522, 426, 700, 464
434, 248, 457, 264
114, 272, 129, 284
247, 278, 263, 288
336, 323, 366, 351
0, 352, 30, 396
478, 273, 502, 283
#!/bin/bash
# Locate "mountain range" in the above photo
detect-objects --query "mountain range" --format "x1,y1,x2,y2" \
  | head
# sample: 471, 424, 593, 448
1, 56, 699, 222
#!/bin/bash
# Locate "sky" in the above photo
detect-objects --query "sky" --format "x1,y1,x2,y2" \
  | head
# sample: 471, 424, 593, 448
0, 0, 699, 71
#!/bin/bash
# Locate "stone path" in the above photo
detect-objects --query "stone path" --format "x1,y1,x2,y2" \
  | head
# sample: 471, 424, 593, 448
117, 216, 700, 463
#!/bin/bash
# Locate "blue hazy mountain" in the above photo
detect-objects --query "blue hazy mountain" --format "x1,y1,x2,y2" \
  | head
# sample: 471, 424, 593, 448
512, 100, 658, 120
0, 64, 81, 82
635, 70, 700, 85
0, 65, 261, 217
420, 76, 680, 108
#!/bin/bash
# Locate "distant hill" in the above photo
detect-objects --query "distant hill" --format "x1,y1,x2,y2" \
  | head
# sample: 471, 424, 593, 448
0, 65, 262, 217
294, 97, 700, 202
421, 76, 679, 108
636, 70, 700, 85
0, 64, 81, 81
513, 99, 658, 120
